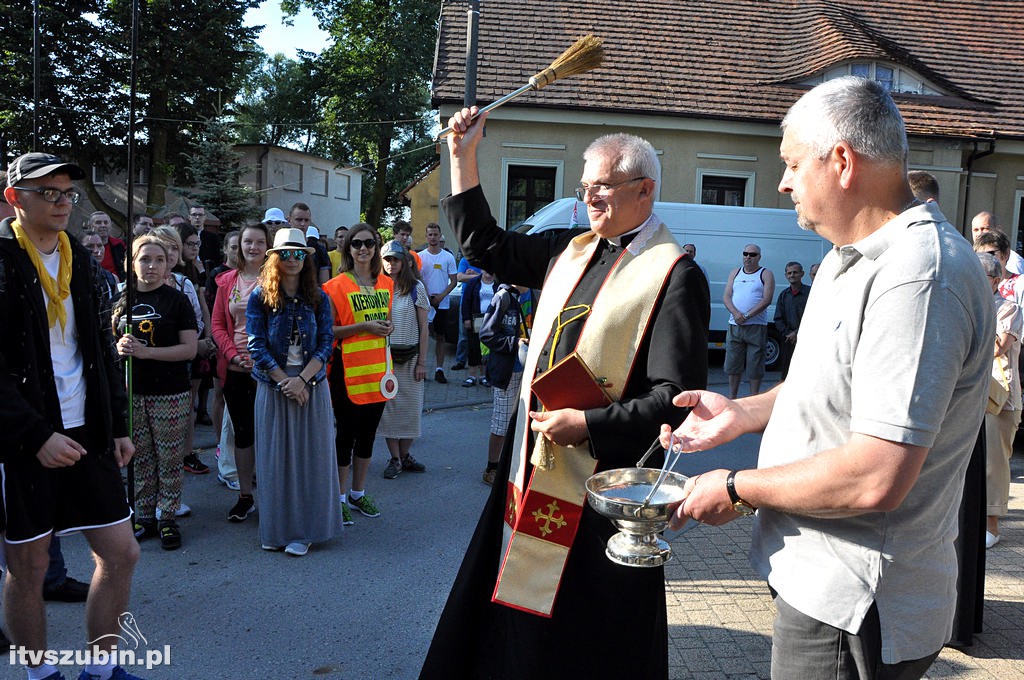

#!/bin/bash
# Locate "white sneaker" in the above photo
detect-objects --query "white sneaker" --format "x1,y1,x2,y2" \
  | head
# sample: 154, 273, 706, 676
985, 531, 1001, 549
284, 542, 310, 556
218, 474, 241, 491
155, 503, 191, 520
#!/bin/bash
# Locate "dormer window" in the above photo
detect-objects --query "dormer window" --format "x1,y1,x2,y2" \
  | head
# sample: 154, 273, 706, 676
804, 61, 946, 96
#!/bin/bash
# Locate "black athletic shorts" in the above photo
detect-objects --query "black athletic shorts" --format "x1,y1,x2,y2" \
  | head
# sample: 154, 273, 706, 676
429, 307, 450, 338
1, 426, 131, 543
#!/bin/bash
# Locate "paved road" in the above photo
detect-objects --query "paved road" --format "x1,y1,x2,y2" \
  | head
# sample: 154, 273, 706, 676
39, 365, 1024, 678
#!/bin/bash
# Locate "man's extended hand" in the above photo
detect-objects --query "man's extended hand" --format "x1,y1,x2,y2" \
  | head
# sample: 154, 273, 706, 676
659, 390, 759, 453
37, 432, 87, 468
529, 408, 588, 447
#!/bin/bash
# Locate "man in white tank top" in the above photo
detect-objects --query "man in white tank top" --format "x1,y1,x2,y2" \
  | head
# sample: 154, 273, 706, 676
723, 243, 775, 398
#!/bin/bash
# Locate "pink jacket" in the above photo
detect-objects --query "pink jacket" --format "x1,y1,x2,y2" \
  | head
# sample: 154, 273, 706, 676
211, 268, 245, 383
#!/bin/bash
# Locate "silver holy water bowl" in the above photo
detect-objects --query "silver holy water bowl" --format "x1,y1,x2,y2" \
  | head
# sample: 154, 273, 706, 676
585, 467, 688, 567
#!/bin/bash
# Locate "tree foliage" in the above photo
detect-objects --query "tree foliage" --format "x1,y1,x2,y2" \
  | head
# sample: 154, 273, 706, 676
236, 54, 322, 150
284, 0, 440, 227
177, 118, 258, 227
0, 0, 263, 230
0, 0, 126, 220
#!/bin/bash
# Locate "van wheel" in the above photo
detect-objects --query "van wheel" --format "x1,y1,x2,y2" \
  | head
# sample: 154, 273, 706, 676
764, 330, 782, 372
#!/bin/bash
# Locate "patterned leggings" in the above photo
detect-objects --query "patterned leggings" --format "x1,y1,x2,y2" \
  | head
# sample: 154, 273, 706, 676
132, 392, 192, 520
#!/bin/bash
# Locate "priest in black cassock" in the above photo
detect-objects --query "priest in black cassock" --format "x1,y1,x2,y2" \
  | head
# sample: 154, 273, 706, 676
420, 107, 710, 679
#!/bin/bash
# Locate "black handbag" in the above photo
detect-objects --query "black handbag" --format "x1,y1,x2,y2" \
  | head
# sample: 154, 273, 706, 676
390, 343, 418, 364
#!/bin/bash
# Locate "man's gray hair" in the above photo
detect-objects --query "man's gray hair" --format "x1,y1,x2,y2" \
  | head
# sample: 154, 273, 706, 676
977, 251, 1003, 279
781, 76, 908, 165
583, 133, 660, 191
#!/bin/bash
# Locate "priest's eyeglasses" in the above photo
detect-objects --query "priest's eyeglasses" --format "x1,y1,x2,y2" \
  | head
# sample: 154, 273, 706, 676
574, 177, 646, 202
12, 186, 83, 204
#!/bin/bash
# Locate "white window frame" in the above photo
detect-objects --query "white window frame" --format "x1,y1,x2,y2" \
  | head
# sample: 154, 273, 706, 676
1013, 189, 1024, 254
310, 168, 329, 197
499, 158, 564, 228
695, 168, 755, 206
334, 172, 351, 201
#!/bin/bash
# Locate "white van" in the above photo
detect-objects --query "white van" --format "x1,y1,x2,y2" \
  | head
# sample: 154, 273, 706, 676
513, 197, 830, 369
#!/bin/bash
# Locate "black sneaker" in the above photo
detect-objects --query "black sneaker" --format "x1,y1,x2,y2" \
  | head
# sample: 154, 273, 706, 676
401, 455, 426, 473
435, 369, 447, 384
450, 362, 466, 370
42, 576, 90, 602
158, 520, 182, 550
183, 451, 210, 475
228, 494, 256, 522
133, 518, 158, 541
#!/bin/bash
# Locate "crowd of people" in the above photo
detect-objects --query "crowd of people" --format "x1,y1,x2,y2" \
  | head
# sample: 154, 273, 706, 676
73, 200, 537, 558
2, 75, 1020, 680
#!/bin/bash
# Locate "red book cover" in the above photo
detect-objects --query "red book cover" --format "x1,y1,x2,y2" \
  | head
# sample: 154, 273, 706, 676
531, 351, 612, 411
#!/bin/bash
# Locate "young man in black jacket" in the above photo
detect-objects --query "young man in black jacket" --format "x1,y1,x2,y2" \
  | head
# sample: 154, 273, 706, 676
1, 153, 144, 680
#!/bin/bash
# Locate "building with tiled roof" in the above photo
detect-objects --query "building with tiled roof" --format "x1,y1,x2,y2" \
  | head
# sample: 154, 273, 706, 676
431, 0, 1024, 243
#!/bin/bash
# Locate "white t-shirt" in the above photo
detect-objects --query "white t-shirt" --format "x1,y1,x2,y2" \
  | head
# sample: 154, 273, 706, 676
40, 246, 87, 428
418, 248, 457, 310
479, 280, 496, 315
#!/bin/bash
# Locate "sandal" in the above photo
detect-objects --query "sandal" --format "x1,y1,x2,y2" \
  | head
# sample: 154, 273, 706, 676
461, 377, 476, 387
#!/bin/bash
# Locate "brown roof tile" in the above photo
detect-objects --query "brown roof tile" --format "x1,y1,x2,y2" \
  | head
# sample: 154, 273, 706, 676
433, 0, 1024, 139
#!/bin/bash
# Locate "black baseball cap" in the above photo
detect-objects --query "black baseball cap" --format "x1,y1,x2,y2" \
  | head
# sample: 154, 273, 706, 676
6, 153, 85, 187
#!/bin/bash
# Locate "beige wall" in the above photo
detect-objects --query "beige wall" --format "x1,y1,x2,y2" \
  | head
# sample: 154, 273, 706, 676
405, 165, 441, 246
437, 105, 1024, 248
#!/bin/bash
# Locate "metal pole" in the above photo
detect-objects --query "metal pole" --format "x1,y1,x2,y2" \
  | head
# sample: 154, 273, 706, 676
125, 0, 141, 510
464, 0, 479, 106
32, 0, 40, 150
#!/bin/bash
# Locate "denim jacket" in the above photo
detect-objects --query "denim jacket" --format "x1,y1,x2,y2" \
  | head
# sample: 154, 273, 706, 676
246, 287, 334, 386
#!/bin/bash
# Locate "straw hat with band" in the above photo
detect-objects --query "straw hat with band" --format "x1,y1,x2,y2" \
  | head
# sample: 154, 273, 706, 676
267, 228, 314, 255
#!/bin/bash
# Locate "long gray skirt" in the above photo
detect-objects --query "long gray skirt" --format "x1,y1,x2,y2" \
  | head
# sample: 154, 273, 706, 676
254, 374, 342, 547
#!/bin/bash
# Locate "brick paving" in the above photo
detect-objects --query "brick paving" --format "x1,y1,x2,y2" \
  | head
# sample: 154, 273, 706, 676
423, 361, 1024, 679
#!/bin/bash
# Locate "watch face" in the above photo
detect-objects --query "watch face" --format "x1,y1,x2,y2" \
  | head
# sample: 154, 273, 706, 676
733, 501, 756, 516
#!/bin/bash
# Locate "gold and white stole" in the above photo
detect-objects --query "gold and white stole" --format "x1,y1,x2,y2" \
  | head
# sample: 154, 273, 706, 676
492, 218, 682, 616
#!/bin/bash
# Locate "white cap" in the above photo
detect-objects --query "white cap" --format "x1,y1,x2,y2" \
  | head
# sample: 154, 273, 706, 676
306, 226, 321, 240
262, 207, 286, 224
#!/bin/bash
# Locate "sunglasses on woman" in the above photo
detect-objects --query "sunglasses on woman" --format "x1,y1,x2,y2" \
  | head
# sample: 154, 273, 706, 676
350, 238, 376, 250
278, 249, 307, 261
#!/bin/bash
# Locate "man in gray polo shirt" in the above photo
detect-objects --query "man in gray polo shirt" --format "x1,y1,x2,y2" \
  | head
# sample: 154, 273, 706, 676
662, 76, 993, 679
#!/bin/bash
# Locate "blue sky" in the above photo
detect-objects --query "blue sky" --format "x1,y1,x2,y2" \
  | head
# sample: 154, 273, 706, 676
244, 1, 330, 59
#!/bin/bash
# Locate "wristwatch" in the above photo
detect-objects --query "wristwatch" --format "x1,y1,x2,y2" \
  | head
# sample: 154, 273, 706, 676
726, 470, 756, 516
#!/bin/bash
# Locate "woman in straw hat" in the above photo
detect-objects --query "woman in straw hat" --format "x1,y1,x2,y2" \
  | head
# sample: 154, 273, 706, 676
246, 228, 341, 556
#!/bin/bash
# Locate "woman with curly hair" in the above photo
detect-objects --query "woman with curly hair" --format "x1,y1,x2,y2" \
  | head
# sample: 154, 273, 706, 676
246, 228, 341, 555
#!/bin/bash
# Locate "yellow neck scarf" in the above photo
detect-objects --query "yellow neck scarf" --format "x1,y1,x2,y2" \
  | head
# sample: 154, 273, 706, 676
11, 220, 73, 331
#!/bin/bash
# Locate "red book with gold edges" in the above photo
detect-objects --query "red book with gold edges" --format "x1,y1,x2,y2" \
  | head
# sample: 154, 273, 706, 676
531, 351, 612, 411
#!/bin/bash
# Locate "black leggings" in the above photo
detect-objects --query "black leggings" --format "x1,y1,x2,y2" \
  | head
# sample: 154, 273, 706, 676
222, 370, 257, 449
330, 373, 385, 467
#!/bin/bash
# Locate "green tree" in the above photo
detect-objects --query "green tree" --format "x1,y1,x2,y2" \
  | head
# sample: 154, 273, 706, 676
177, 118, 258, 227
286, 0, 440, 227
236, 54, 322, 150
0, 0, 128, 224
101, 0, 264, 209
0, 1, 263, 231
